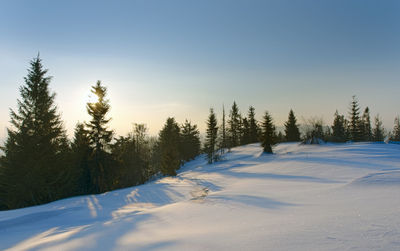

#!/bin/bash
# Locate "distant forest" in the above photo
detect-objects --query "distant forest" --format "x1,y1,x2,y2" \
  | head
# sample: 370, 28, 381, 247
1, 56, 399, 210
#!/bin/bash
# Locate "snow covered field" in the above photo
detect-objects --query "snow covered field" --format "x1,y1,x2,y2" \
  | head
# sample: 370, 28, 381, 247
1, 143, 400, 251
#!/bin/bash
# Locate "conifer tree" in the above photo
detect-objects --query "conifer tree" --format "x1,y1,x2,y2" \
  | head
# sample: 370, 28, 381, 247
372, 115, 385, 142
241, 117, 251, 145
228, 101, 240, 148
348, 96, 362, 141
71, 123, 92, 194
391, 116, 400, 141
261, 111, 276, 153
284, 109, 301, 142
180, 120, 201, 162
248, 106, 260, 143
86, 81, 114, 193
205, 108, 219, 164
361, 107, 372, 141
220, 104, 227, 153
159, 117, 181, 176
0, 56, 69, 209
331, 110, 346, 142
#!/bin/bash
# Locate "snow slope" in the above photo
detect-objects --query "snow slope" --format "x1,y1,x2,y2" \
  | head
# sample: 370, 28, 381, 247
1, 143, 400, 251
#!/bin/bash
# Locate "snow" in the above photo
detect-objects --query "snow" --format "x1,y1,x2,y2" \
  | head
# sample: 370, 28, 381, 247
1, 142, 400, 250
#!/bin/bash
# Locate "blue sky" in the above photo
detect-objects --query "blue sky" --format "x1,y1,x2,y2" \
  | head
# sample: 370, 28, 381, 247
0, 0, 399, 138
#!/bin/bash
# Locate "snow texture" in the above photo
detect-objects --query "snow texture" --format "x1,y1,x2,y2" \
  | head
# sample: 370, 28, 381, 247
1, 142, 400, 250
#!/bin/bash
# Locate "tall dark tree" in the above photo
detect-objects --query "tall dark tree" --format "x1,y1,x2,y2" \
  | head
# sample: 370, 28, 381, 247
248, 106, 260, 143
348, 96, 362, 141
228, 101, 240, 148
220, 104, 227, 153
205, 108, 219, 164
391, 116, 400, 141
0, 56, 70, 209
331, 110, 347, 142
361, 107, 372, 141
71, 123, 92, 194
86, 81, 114, 193
180, 120, 201, 162
284, 109, 301, 142
159, 117, 181, 176
372, 115, 385, 142
261, 111, 276, 153
240, 117, 251, 145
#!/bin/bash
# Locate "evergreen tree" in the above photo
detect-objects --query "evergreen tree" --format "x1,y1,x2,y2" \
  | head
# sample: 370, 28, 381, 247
248, 106, 260, 143
159, 117, 181, 176
372, 115, 385, 142
180, 120, 201, 162
205, 108, 219, 164
71, 123, 92, 194
331, 110, 346, 142
361, 107, 372, 141
220, 104, 227, 153
348, 96, 362, 141
86, 81, 114, 193
392, 116, 400, 141
261, 111, 276, 153
284, 109, 301, 142
0, 56, 70, 209
240, 117, 251, 145
228, 101, 240, 148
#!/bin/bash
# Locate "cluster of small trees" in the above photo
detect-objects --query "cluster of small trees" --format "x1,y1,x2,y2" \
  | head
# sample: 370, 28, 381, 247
326, 96, 399, 143
203, 102, 302, 162
0, 57, 398, 210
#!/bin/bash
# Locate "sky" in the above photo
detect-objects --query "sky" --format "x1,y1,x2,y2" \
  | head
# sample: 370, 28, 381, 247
0, 0, 399, 140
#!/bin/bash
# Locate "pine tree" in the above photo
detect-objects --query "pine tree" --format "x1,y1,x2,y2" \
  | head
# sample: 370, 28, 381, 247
159, 117, 181, 176
180, 120, 201, 162
361, 107, 372, 141
228, 101, 240, 148
220, 104, 227, 153
261, 111, 276, 153
240, 117, 251, 145
86, 81, 114, 193
331, 110, 346, 142
372, 115, 385, 142
0, 56, 70, 209
284, 109, 301, 142
348, 96, 362, 141
248, 106, 260, 143
392, 116, 400, 141
71, 123, 92, 194
205, 108, 219, 164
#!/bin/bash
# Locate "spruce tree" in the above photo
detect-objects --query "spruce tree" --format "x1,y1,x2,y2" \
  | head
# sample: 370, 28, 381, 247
391, 116, 400, 141
159, 117, 181, 176
228, 101, 240, 148
86, 81, 114, 193
0, 56, 70, 209
71, 123, 92, 194
372, 115, 385, 142
261, 111, 276, 153
205, 108, 219, 164
220, 104, 227, 153
348, 96, 362, 141
361, 107, 372, 141
180, 120, 201, 162
241, 117, 251, 145
331, 110, 346, 142
248, 106, 260, 143
284, 109, 301, 142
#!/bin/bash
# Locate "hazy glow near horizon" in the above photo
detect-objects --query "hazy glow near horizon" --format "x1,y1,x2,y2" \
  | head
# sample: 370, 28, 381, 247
0, 0, 399, 140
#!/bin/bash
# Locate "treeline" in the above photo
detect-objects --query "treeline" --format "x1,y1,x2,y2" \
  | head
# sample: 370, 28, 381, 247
1, 56, 399, 210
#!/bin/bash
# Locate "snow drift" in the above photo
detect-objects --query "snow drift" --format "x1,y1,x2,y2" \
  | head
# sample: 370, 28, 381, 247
1, 142, 399, 250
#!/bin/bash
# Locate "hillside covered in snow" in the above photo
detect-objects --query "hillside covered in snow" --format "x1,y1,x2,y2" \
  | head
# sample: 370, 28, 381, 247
1, 143, 400, 251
